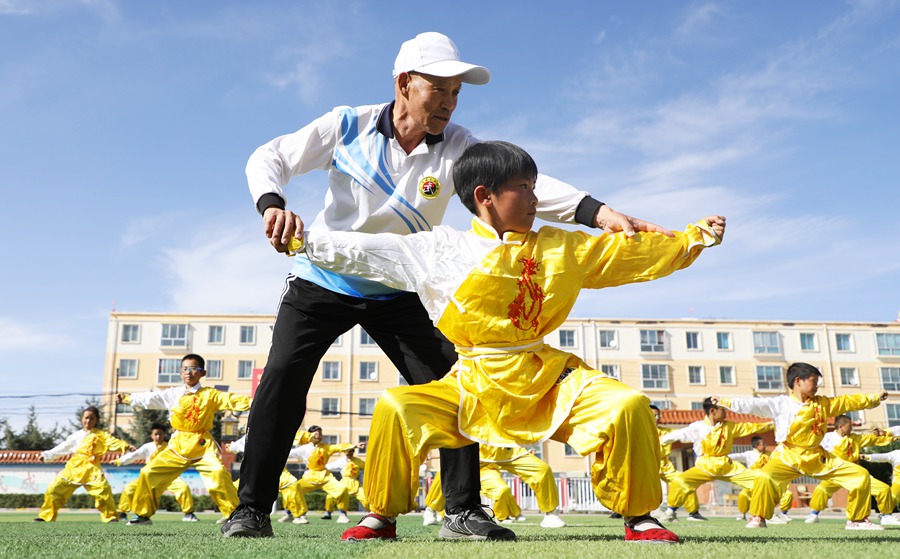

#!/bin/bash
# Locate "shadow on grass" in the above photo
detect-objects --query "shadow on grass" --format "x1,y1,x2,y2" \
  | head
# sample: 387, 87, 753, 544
681, 534, 900, 544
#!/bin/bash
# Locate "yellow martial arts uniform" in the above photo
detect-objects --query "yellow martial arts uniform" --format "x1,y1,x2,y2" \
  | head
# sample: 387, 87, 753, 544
657, 426, 699, 514
480, 446, 559, 514
425, 468, 521, 521
38, 428, 131, 522
865, 450, 900, 504
292, 440, 355, 516
662, 418, 774, 509
296, 217, 721, 518
728, 449, 793, 514
325, 455, 367, 513
124, 384, 251, 518
116, 441, 193, 514
809, 430, 895, 514
721, 392, 884, 521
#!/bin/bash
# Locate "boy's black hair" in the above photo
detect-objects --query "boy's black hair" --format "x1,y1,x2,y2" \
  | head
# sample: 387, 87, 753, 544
834, 414, 852, 428
150, 422, 168, 432
786, 362, 822, 389
308, 425, 322, 434
649, 404, 661, 413
452, 141, 538, 215
702, 397, 717, 415
182, 353, 205, 369
82, 405, 101, 419
750, 436, 764, 447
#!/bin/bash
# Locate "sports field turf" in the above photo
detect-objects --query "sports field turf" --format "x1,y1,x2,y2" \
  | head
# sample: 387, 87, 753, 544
4, 511, 900, 558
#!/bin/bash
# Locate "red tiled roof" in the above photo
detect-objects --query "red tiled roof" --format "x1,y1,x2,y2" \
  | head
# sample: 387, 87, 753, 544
0, 450, 125, 464
660, 409, 769, 425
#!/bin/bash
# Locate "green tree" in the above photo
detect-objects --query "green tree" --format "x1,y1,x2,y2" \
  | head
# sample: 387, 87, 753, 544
68, 397, 132, 443
127, 409, 171, 444
0, 406, 63, 450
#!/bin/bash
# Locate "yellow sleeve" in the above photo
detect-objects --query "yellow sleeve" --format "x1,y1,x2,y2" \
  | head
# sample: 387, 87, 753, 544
327, 443, 355, 454
101, 431, 132, 453
213, 390, 252, 412
824, 393, 882, 417
732, 421, 775, 438
293, 431, 312, 445
857, 433, 894, 448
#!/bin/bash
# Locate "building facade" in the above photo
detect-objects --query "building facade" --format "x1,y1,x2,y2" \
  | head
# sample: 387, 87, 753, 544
104, 313, 900, 476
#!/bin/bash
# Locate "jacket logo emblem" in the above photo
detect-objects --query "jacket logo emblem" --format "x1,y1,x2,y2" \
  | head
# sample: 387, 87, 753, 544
419, 176, 440, 199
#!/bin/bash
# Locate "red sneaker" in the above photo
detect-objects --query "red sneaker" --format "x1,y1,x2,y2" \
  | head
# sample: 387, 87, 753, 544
341, 514, 397, 542
624, 516, 680, 544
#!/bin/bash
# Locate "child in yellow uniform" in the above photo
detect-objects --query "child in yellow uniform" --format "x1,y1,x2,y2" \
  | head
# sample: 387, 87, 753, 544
117, 353, 251, 525
661, 398, 774, 522
714, 362, 888, 530
650, 405, 700, 521
323, 447, 367, 520
116, 423, 197, 522
728, 436, 794, 523
289, 426, 364, 525
34, 406, 134, 523
806, 415, 897, 525
289, 141, 725, 543
862, 442, 900, 524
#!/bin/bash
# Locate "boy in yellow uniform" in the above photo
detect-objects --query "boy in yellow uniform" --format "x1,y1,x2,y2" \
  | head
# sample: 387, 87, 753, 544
806, 415, 897, 525
323, 447, 367, 520
289, 426, 364, 525
288, 141, 726, 543
650, 405, 699, 521
728, 436, 794, 523
116, 422, 197, 522
661, 398, 774, 522
116, 353, 251, 525
34, 406, 134, 523
714, 362, 888, 530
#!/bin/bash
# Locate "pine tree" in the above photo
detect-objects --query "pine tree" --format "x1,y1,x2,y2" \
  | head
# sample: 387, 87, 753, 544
127, 409, 171, 444
1, 406, 63, 450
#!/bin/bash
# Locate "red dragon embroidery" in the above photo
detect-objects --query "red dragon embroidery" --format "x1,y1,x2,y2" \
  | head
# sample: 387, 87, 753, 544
508, 257, 544, 331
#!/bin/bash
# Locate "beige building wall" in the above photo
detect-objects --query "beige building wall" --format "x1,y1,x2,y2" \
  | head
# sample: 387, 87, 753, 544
104, 313, 900, 476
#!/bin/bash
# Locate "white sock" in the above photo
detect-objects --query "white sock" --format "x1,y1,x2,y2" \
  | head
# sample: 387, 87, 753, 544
625, 515, 661, 532
359, 514, 396, 530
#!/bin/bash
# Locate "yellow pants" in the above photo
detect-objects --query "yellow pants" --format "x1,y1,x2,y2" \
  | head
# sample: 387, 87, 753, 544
293, 470, 348, 516
131, 446, 238, 518
810, 475, 894, 515
38, 467, 118, 523
737, 485, 793, 514
119, 477, 193, 514
325, 478, 367, 512
364, 374, 660, 518
750, 453, 872, 521
660, 460, 699, 513
425, 468, 521, 520
667, 458, 763, 509
494, 453, 559, 514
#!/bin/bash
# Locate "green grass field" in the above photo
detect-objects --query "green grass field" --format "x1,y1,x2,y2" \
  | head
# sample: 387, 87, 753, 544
3, 511, 900, 559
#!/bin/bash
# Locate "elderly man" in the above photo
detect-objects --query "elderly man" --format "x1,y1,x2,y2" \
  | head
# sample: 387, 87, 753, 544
221, 31, 669, 540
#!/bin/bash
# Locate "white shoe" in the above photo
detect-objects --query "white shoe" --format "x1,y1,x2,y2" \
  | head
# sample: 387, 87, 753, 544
767, 514, 787, 525
540, 513, 566, 528
662, 509, 677, 522
777, 511, 793, 522
880, 514, 900, 526
423, 507, 439, 526
292, 515, 309, 525
336, 513, 350, 524
516, 514, 527, 522
846, 519, 884, 531
278, 512, 294, 523
182, 512, 200, 522
804, 513, 820, 524
500, 518, 515, 524
745, 516, 767, 529
735, 514, 747, 521
215, 517, 228, 525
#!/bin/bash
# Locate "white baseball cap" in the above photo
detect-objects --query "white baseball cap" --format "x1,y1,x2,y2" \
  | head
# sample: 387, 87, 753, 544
393, 32, 490, 85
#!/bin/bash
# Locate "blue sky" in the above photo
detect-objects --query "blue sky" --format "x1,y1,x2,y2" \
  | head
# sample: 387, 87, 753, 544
2, 0, 899, 430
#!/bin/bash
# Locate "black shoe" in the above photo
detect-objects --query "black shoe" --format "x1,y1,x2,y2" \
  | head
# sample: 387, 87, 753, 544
33, 518, 46, 522
322, 513, 332, 520
609, 512, 623, 519
220, 505, 274, 538
687, 512, 709, 522
118, 511, 127, 520
439, 506, 517, 541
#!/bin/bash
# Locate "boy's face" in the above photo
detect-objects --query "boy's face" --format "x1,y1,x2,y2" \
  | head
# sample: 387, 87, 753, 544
151, 428, 166, 445
180, 358, 206, 387
480, 174, 537, 235
837, 422, 853, 436
652, 409, 662, 426
310, 430, 323, 444
753, 440, 765, 452
81, 410, 98, 431
707, 406, 726, 423
793, 374, 820, 399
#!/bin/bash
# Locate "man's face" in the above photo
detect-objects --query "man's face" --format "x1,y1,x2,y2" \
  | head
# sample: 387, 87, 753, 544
402, 72, 462, 136
180, 359, 206, 387
482, 174, 538, 235
151, 428, 166, 445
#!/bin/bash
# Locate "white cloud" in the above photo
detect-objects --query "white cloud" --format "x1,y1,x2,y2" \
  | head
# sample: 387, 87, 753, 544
0, 317, 75, 350
676, 2, 726, 37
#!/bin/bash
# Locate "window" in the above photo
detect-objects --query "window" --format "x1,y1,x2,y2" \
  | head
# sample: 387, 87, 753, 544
206, 360, 223, 380
161, 324, 187, 347
719, 366, 735, 385
322, 398, 340, 417
564, 444, 580, 457
716, 332, 731, 350
688, 366, 704, 385
237, 360, 254, 380
157, 359, 181, 384
323, 361, 341, 381
558, 329, 576, 348
649, 400, 671, 410
839, 367, 858, 387
691, 402, 704, 410
641, 364, 669, 390
835, 333, 853, 352
881, 367, 900, 391
240, 325, 256, 345
359, 398, 377, 417
118, 359, 138, 379
846, 410, 863, 424
753, 332, 781, 354
208, 325, 224, 344
359, 362, 378, 381
756, 365, 784, 391
360, 330, 376, 346
877, 333, 900, 356
685, 332, 700, 350
886, 404, 900, 427
322, 435, 338, 445
640, 330, 666, 353
598, 330, 618, 349
600, 364, 620, 380
331, 335, 343, 346
357, 435, 368, 455
799, 333, 817, 351
121, 324, 140, 343
397, 373, 409, 386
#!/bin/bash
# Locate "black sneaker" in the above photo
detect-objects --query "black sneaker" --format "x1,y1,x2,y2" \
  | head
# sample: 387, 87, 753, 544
439, 506, 517, 541
609, 512, 623, 519
687, 512, 709, 522
322, 512, 332, 520
220, 505, 274, 538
